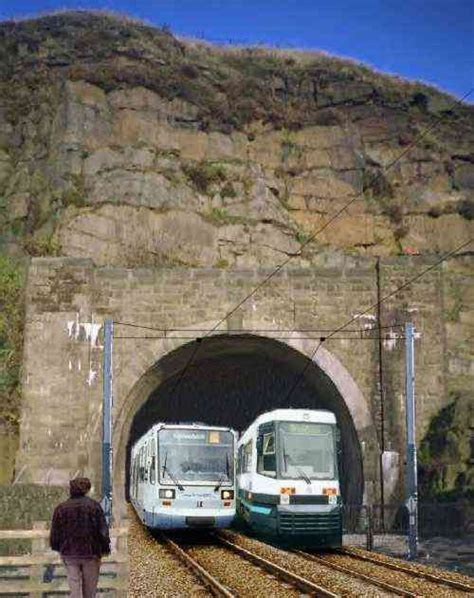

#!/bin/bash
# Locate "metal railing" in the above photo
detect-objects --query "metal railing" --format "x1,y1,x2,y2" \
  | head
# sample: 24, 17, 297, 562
0, 522, 128, 596
342, 501, 473, 552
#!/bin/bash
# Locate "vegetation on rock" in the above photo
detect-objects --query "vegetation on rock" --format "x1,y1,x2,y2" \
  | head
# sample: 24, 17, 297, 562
0, 256, 25, 430
418, 394, 473, 501
183, 161, 227, 193
1, 11, 473, 136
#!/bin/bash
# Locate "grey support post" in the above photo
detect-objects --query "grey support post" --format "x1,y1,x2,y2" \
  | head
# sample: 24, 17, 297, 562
102, 319, 114, 526
405, 322, 418, 560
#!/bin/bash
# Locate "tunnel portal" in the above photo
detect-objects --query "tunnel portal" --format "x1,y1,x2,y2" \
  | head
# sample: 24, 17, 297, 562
126, 334, 364, 505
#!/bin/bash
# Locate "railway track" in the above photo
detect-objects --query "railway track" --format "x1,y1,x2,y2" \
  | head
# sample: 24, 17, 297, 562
162, 532, 339, 597
161, 533, 234, 597
339, 547, 474, 594
137, 520, 474, 597
293, 550, 418, 597
293, 547, 474, 597
215, 529, 474, 597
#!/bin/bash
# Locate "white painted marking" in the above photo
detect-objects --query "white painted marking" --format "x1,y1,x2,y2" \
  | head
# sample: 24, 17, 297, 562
354, 313, 376, 321
66, 317, 103, 347
383, 330, 398, 351
67, 321, 75, 337
82, 322, 102, 347
87, 368, 97, 386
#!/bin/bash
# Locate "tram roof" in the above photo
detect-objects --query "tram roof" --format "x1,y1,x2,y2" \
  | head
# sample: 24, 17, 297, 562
239, 408, 337, 443
132, 422, 236, 451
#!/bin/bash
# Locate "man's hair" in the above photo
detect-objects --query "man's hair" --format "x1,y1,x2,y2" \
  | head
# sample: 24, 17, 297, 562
69, 477, 91, 497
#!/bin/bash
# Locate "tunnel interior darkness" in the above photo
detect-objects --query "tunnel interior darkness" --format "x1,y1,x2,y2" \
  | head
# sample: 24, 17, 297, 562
126, 335, 364, 505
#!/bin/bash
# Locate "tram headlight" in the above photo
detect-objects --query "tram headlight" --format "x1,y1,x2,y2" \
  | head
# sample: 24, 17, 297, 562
221, 490, 234, 500
159, 489, 176, 499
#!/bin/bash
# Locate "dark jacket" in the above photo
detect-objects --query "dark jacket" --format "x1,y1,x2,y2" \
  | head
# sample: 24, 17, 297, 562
50, 496, 110, 559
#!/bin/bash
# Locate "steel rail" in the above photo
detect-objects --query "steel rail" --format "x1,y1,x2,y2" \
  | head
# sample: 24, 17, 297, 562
161, 533, 234, 597
340, 547, 474, 593
294, 550, 417, 597
214, 535, 339, 597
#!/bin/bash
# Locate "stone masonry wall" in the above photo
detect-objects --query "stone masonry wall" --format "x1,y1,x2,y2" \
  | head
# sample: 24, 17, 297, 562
14, 254, 472, 518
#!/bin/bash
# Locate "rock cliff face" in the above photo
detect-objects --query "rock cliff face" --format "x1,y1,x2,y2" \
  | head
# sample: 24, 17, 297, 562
0, 12, 473, 269
0, 13, 473, 491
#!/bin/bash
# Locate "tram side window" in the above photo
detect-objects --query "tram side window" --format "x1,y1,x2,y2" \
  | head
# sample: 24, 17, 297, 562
149, 456, 156, 484
144, 446, 149, 482
257, 432, 276, 477
242, 441, 253, 473
139, 447, 147, 482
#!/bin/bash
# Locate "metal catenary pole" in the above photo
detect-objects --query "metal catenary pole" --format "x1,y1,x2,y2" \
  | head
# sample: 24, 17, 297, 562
101, 319, 114, 526
405, 322, 418, 559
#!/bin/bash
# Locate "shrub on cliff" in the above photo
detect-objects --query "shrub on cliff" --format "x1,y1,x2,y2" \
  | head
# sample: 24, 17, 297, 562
0, 256, 25, 430
418, 394, 474, 501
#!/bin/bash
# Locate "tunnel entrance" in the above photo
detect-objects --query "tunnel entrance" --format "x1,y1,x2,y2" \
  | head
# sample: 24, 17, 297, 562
123, 334, 365, 507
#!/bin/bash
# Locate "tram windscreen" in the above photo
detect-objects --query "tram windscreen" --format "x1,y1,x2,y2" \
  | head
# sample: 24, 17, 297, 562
158, 428, 234, 485
279, 422, 337, 480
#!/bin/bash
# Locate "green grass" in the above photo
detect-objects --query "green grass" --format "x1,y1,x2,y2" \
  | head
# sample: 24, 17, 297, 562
183, 161, 227, 194
295, 229, 311, 244
22, 233, 61, 257
1, 11, 470, 134
214, 258, 230, 268
0, 256, 25, 429
418, 394, 473, 500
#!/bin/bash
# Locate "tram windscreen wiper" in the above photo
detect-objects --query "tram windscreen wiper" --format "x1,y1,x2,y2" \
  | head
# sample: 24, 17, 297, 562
294, 466, 311, 485
282, 438, 311, 484
284, 454, 311, 484
161, 452, 185, 491
214, 453, 230, 492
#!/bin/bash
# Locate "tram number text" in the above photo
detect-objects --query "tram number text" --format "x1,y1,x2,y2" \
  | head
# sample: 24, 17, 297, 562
197, 501, 203, 508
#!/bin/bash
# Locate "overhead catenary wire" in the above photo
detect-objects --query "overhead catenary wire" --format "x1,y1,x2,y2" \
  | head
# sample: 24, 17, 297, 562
114, 335, 406, 341
116, 88, 472, 405
166, 337, 203, 407
283, 236, 473, 403
113, 89, 472, 342
204, 87, 473, 337
113, 322, 405, 333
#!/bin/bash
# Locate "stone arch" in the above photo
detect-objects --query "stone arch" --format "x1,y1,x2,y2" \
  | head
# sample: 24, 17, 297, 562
112, 324, 379, 522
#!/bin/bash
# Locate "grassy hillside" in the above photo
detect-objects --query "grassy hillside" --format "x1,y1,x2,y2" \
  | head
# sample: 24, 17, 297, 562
1, 11, 473, 136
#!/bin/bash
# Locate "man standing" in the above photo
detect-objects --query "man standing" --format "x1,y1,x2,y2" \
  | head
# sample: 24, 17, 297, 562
50, 477, 110, 598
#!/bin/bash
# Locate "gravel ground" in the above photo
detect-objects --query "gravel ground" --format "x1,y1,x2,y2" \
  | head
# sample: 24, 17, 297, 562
418, 536, 474, 578
318, 552, 468, 597
347, 545, 474, 587
128, 513, 211, 597
186, 543, 300, 597
127, 509, 473, 597
345, 533, 474, 578
219, 530, 393, 597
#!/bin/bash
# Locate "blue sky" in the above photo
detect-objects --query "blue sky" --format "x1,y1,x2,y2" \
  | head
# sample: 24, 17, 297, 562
1, 0, 473, 100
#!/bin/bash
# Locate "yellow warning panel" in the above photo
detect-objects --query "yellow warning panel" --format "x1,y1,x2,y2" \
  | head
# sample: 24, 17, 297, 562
208, 431, 220, 444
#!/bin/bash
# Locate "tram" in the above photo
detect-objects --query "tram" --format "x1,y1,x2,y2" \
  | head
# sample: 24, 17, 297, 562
236, 409, 342, 547
130, 422, 237, 529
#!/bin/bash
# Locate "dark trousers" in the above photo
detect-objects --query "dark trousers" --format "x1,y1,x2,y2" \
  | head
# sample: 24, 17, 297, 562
63, 557, 101, 598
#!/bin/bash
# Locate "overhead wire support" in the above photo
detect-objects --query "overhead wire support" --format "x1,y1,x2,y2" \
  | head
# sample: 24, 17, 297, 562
115, 88, 472, 407
205, 87, 473, 336
113, 321, 406, 333
114, 334, 406, 341
284, 237, 473, 403
114, 88, 472, 344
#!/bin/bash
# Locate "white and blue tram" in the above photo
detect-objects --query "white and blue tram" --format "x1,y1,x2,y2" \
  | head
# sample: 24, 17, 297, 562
130, 423, 237, 529
236, 409, 342, 547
